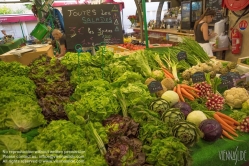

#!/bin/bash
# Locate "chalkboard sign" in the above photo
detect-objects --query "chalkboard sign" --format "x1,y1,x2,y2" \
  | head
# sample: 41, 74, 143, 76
62, 4, 123, 49
148, 81, 163, 93
205, 0, 223, 24
226, 72, 240, 80
177, 51, 187, 61
192, 72, 206, 83
219, 75, 234, 89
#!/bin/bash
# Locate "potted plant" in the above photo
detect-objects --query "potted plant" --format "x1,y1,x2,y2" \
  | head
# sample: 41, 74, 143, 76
128, 15, 137, 28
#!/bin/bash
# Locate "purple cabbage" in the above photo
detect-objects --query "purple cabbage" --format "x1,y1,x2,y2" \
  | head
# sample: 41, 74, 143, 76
199, 119, 222, 142
173, 102, 192, 118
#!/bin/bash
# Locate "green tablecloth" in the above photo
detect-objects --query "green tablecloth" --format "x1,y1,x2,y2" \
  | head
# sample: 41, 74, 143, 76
191, 108, 249, 166
191, 134, 249, 166
0, 38, 25, 54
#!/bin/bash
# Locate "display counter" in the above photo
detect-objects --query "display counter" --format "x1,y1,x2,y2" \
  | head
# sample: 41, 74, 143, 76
0, 38, 25, 54
132, 28, 195, 37
0, 45, 54, 65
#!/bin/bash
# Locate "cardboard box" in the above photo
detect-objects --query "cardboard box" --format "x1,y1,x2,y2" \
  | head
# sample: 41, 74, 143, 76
0, 45, 54, 66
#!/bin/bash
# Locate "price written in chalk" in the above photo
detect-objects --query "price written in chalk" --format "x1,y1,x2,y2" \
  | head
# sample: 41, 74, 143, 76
219, 75, 234, 89
226, 72, 240, 80
192, 72, 206, 83
177, 51, 187, 61
148, 81, 163, 93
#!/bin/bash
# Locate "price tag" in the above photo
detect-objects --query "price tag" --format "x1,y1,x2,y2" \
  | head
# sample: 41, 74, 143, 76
226, 72, 240, 80
219, 75, 234, 89
191, 72, 206, 83
177, 51, 187, 61
148, 81, 163, 93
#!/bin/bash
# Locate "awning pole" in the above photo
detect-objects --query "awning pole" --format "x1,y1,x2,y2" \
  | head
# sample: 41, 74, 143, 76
142, 0, 149, 48
19, 19, 26, 40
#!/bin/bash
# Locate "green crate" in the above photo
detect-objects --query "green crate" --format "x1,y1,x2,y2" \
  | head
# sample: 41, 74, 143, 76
30, 23, 48, 41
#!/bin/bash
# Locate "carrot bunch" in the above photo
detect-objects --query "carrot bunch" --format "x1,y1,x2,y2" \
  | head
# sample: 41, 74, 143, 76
213, 112, 240, 140
173, 84, 200, 102
161, 67, 174, 79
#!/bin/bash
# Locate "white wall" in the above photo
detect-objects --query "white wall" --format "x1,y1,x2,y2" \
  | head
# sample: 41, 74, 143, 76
116, 0, 168, 33
0, 21, 38, 39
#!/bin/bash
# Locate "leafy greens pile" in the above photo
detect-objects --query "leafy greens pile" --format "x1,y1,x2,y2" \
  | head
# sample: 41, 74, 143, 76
0, 62, 46, 132
103, 114, 146, 166
65, 79, 120, 123
28, 55, 74, 122
28, 120, 108, 166
0, 60, 30, 77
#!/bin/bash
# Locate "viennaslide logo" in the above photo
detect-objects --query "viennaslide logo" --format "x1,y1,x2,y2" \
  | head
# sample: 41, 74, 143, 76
219, 146, 247, 165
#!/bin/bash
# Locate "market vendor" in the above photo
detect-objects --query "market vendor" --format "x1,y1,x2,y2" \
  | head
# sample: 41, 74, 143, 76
52, 29, 67, 58
194, 8, 217, 57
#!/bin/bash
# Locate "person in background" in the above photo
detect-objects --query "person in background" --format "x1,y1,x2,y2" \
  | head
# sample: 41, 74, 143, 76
52, 29, 67, 58
194, 8, 217, 57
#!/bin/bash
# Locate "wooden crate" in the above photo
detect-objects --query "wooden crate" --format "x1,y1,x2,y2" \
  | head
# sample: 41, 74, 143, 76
106, 45, 129, 53
237, 57, 249, 68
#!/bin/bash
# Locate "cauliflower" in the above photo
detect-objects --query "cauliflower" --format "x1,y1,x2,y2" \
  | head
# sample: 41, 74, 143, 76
223, 87, 249, 109
200, 63, 211, 72
182, 70, 191, 80
152, 70, 164, 81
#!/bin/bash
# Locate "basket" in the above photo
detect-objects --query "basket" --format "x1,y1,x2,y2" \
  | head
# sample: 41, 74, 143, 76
30, 23, 49, 41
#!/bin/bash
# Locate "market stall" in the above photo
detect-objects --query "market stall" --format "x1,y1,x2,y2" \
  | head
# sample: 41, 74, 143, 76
1, 0, 249, 166
1, 36, 249, 165
0, 38, 25, 54
0, 44, 54, 65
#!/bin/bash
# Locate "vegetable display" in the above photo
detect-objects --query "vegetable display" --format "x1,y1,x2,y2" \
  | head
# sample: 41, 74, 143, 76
1, 38, 249, 166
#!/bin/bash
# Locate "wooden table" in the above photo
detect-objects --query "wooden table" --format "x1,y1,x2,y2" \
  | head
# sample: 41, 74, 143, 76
0, 38, 25, 54
132, 28, 195, 37
212, 47, 229, 60
0, 45, 54, 65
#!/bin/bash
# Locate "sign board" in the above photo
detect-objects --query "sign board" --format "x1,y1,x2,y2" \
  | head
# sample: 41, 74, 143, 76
219, 75, 234, 89
239, 20, 248, 31
177, 51, 187, 61
205, 0, 223, 24
62, 4, 123, 49
226, 72, 240, 80
192, 72, 206, 83
148, 81, 163, 93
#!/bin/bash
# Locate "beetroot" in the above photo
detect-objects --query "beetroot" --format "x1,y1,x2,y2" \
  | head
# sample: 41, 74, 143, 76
199, 119, 222, 142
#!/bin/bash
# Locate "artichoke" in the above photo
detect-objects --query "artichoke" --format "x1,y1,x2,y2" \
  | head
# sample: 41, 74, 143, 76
162, 108, 185, 127
149, 98, 170, 115
172, 121, 200, 147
